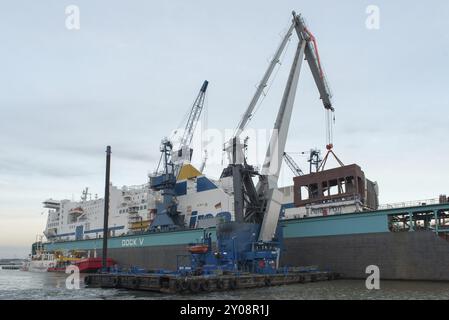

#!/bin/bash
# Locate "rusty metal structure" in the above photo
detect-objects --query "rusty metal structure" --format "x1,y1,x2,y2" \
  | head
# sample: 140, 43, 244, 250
293, 164, 378, 210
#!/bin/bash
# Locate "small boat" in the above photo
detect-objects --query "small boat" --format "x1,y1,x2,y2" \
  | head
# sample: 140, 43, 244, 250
22, 251, 56, 272
188, 244, 209, 254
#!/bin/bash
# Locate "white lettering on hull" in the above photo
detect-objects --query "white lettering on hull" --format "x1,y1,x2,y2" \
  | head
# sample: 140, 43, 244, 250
121, 238, 144, 247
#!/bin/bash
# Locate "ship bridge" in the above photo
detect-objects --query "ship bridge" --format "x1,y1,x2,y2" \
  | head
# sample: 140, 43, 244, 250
43, 199, 60, 209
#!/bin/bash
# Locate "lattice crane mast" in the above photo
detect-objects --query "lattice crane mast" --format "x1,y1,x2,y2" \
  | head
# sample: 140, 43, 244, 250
172, 80, 209, 165
283, 152, 304, 176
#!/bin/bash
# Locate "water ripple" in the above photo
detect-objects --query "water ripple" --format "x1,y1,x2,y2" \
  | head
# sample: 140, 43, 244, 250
1, 269, 449, 300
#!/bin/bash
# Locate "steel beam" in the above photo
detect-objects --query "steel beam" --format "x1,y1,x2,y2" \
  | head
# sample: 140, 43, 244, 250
258, 40, 307, 242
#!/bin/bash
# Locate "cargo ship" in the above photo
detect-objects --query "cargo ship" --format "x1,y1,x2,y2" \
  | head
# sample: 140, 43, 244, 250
33, 11, 449, 281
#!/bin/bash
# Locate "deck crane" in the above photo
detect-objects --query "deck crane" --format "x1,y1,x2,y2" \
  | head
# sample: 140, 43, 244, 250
148, 81, 208, 231
221, 11, 334, 242
308, 149, 322, 173
283, 152, 304, 176
284, 149, 322, 175
171, 80, 209, 169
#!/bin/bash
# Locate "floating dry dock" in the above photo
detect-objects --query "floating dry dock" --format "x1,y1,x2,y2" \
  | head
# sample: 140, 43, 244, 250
85, 270, 340, 294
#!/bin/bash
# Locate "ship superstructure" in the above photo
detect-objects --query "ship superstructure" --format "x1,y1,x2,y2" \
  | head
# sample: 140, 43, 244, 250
43, 185, 148, 241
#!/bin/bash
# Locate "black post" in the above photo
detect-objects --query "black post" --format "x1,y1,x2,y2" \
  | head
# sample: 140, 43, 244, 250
102, 146, 111, 271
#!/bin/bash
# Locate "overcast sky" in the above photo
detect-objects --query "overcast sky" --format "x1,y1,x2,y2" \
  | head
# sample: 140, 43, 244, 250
0, 0, 448, 258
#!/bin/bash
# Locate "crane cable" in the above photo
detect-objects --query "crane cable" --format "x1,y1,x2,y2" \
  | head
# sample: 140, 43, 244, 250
304, 25, 341, 169
170, 101, 193, 146
200, 89, 209, 162
250, 32, 293, 123
319, 109, 344, 171
325, 108, 334, 150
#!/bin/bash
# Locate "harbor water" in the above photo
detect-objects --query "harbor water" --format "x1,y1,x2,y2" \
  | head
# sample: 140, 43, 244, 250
1, 269, 449, 300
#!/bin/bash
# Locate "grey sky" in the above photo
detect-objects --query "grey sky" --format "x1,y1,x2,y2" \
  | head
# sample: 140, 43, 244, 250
1, 0, 448, 257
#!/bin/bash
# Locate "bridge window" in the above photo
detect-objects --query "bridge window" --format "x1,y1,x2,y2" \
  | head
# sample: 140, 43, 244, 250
338, 178, 346, 194
300, 186, 309, 200
328, 179, 339, 196
321, 181, 328, 197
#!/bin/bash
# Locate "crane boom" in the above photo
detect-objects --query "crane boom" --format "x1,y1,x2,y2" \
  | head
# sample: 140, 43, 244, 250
258, 12, 335, 241
283, 152, 304, 176
293, 14, 333, 111
181, 80, 209, 148
258, 39, 306, 241
172, 80, 209, 166
234, 23, 296, 138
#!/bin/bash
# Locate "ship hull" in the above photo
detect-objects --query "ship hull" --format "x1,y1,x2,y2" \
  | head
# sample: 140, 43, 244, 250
44, 231, 449, 280
42, 203, 449, 280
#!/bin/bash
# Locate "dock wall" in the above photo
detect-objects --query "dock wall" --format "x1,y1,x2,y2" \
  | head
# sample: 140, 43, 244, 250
281, 231, 449, 281
96, 231, 449, 281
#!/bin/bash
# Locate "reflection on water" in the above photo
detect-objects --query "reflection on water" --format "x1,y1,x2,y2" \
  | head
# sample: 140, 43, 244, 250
1, 269, 449, 300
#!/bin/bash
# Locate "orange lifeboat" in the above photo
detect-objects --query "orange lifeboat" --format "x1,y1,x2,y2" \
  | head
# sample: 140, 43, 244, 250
69, 207, 84, 215
188, 244, 209, 254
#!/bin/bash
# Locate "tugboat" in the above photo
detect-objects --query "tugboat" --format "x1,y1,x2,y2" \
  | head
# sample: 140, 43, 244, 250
47, 250, 116, 273
21, 250, 56, 272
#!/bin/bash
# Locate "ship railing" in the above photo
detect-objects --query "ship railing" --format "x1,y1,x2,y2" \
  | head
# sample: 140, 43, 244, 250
379, 198, 440, 210
303, 194, 362, 208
